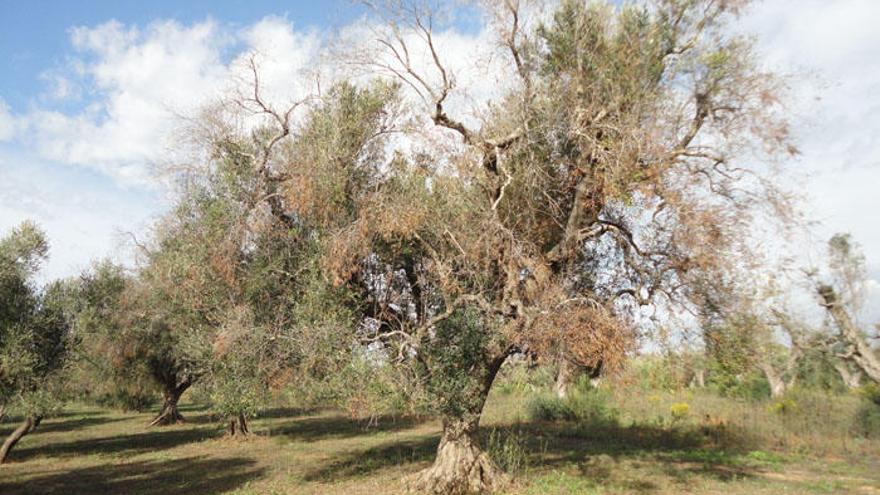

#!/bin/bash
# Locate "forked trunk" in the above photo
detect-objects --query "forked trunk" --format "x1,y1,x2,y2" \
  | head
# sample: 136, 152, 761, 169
149, 378, 191, 427
228, 413, 250, 437
0, 415, 41, 464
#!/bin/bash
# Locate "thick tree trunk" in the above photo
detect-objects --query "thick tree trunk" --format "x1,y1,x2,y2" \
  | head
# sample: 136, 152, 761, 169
228, 413, 250, 437
0, 415, 40, 464
407, 354, 510, 494
759, 363, 787, 398
554, 359, 573, 399
407, 417, 507, 495
148, 378, 191, 427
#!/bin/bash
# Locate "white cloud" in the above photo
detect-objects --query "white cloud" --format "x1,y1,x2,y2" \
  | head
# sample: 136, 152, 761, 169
0, 13, 496, 280
740, 0, 880, 323
6, 17, 326, 187
0, 152, 162, 282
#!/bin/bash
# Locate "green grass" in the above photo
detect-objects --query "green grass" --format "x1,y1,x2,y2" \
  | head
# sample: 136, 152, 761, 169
0, 389, 878, 494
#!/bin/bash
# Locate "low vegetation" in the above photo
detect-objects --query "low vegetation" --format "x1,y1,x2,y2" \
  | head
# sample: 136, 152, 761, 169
2, 361, 879, 494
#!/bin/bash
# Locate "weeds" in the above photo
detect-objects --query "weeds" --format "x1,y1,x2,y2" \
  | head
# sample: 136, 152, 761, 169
486, 427, 529, 476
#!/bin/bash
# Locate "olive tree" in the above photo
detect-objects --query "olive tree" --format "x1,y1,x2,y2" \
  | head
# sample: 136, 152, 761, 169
0, 222, 71, 464
815, 234, 880, 383
297, 0, 798, 492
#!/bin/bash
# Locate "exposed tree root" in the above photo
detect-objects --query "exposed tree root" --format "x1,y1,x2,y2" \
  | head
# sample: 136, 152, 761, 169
148, 402, 184, 427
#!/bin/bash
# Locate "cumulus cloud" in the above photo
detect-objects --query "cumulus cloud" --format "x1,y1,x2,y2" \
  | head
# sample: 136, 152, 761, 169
5, 17, 327, 187
0, 13, 495, 279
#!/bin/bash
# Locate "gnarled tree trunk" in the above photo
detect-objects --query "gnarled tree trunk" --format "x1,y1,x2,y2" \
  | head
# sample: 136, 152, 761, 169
149, 376, 192, 427
554, 359, 603, 399
0, 415, 41, 464
228, 413, 250, 437
407, 354, 509, 494
408, 416, 506, 494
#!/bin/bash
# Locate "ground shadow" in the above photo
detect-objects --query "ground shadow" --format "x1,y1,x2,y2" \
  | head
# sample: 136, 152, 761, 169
0, 455, 264, 495
303, 434, 438, 482
516, 421, 759, 487
303, 419, 761, 490
175, 406, 318, 427
272, 414, 428, 443
258, 406, 320, 419
10, 426, 220, 462
31, 415, 130, 434
1, 411, 127, 437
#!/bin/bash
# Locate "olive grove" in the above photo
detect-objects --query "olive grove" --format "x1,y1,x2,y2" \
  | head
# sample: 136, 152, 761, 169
8, 1, 865, 493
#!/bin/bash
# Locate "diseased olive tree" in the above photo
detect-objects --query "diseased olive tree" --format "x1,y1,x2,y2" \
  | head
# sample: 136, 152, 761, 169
815, 234, 880, 383
126, 73, 382, 434
295, 1, 796, 492
0, 222, 71, 464
64, 261, 162, 411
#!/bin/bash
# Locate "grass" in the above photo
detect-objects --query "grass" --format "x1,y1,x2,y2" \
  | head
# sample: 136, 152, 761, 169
0, 389, 878, 494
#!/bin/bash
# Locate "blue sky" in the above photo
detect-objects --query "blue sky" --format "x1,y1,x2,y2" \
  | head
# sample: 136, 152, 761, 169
0, 0, 365, 281
1, 0, 879, 325
0, 0, 362, 112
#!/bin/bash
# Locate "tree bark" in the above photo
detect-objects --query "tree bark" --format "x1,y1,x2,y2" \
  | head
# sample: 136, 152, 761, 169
148, 378, 192, 427
759, 363, 787, 398
819, 285, 880, 382
407, 354, 510, 494
554, 359, 573, 399
407, 416, 506, 495
228, 413, 250, 437
0, 415, 40, 464
834, 361, 863, 389
692, 369, 706, 388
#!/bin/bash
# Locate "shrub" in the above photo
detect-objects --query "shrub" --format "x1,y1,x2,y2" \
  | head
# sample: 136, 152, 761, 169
95, 386, 156, 412
670, 402, 690, 422
494, 360, 552, 396
859, 383, 880, 406
853, 401, 880, 438
768, 398, 798, 416
528, 380, 618, 427
853, 384, 880, 438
